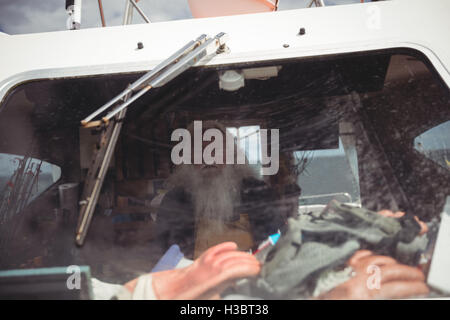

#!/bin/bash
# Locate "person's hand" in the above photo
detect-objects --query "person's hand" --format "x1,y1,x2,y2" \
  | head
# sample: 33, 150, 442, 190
125, 242, 261, 300
377, 210, 428, 235
319, 250, 429, 300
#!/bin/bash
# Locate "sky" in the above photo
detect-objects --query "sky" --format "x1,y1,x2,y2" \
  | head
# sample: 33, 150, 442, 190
0, 0, 363, 35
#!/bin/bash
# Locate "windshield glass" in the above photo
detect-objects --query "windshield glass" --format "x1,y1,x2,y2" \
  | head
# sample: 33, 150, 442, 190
414, 120, 450, 171
0, 49, 449, 299
0, 153, 61, 222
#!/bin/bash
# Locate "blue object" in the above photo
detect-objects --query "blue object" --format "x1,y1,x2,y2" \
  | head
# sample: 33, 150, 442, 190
151, 244, 184, 273
269, 233, 281, 244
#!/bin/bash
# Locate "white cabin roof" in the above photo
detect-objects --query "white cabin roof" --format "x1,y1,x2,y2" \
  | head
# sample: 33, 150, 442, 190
1, 0, 449, 102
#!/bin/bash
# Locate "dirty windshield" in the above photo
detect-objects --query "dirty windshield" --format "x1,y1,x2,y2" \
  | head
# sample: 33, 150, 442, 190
0, 49, 449, 299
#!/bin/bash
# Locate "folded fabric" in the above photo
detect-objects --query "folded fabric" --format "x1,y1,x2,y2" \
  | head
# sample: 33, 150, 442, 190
234, 200, 431, 299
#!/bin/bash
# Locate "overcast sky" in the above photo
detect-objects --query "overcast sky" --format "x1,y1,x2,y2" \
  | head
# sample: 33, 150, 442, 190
0, 0, 362, 35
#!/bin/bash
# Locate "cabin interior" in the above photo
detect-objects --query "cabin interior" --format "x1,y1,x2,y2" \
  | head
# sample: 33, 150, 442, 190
0, 48, 448, 284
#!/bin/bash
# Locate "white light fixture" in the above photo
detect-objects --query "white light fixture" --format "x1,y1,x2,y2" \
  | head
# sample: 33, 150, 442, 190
218, 66, 281, 92
219, 70, 245, 92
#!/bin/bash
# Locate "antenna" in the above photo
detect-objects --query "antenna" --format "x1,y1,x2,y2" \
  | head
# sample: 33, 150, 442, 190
123, 0, 151, 24
307, 0, 325, 7
66, 0, 82, 30
97, 0, 106, 27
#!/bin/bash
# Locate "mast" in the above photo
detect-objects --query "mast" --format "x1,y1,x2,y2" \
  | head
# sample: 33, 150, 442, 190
66, 0, 82, 30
